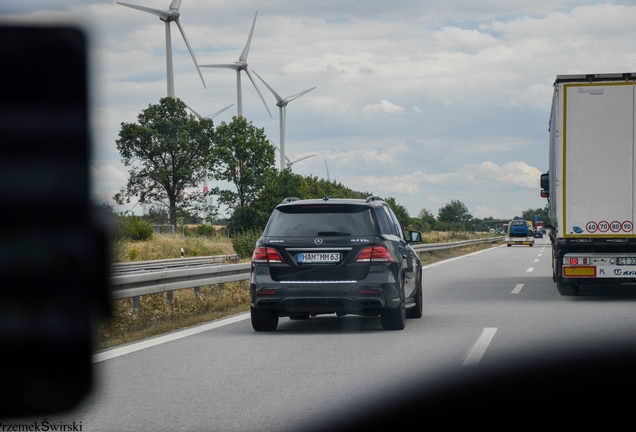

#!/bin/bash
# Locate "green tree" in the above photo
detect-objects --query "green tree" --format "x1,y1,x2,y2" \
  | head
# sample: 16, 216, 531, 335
211, 116, 276, 211
385, 197, 410, 229
438, 200, 473, 229
114, 97, 214, 226
412, 208, 436, 232
521, 204, 550, 224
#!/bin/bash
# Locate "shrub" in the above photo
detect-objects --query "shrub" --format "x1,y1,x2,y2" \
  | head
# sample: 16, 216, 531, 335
195, 224, 218, 238
231, 229, 262, 258
115, 215, 153, 241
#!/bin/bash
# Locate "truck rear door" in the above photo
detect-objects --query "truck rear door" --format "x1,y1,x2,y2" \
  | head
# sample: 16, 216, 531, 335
562, 80, 634, 238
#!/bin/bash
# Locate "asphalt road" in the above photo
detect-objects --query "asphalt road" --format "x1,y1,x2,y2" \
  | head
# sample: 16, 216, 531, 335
36, 239, 636, 431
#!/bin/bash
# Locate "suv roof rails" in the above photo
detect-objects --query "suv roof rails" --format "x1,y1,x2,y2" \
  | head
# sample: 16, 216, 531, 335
365, 196, 385, 203
281, 197, 300, 203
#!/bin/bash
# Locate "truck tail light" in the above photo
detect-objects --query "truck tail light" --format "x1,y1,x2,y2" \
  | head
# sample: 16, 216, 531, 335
252, 247, 284, 263
355, 246, 396, 263
568, 257, 589, 265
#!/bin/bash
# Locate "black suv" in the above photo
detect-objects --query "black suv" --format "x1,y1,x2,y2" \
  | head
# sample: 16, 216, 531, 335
249, 196, 423, 331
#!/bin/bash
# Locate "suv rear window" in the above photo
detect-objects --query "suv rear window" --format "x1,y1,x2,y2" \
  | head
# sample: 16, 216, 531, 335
265, 204, 375, 237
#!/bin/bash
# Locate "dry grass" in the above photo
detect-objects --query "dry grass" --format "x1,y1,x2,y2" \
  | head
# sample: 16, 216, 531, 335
112, 234, 235, 263
97, 281, 250, 350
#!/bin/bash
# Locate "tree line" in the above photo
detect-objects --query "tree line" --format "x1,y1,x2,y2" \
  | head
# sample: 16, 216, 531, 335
112, 97, 548, 236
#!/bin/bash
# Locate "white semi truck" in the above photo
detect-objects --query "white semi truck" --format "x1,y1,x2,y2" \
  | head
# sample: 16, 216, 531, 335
542, 73, 636, 295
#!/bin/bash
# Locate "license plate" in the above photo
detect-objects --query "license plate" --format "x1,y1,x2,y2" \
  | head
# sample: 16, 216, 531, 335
298, 252, 340, 264
617, 257, 636, 265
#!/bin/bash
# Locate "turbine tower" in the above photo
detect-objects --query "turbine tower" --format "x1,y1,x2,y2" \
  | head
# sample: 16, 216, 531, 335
254, 71, 316, 171
200, 11, 271, 119
117, 0, 205, 98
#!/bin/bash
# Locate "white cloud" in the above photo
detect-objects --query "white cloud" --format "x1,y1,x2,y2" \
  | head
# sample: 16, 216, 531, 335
362, 100, 406, 116
474, 205, 504, 219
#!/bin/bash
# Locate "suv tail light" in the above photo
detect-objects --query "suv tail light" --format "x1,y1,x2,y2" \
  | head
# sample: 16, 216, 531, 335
252, 247, 284, 263
355, 246, 396, 263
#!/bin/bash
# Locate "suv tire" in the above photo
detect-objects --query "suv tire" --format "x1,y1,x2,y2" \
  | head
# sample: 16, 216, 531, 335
381, 288, 406, 330
251, 306, 279, 331
406, 275, 423, 319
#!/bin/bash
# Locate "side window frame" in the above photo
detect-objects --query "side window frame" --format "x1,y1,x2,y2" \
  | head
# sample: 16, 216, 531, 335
386, 206, 406, 241
374, 206, 394, 235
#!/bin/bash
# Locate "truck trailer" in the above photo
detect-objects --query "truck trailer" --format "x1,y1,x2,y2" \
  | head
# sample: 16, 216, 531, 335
542, 73, 636, 295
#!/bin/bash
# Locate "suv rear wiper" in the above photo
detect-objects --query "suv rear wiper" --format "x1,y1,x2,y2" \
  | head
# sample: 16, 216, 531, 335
317, 231, 351, 236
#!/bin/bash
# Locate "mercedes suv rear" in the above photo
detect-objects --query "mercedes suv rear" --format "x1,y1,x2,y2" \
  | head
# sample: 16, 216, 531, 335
249, 196, 423, 331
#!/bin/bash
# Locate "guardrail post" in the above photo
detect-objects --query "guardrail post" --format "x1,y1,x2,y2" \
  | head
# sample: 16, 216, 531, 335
167, 291, 174, 316
132, 296, 140, 314
194, 286, 200, 296
219, 283, 225, 291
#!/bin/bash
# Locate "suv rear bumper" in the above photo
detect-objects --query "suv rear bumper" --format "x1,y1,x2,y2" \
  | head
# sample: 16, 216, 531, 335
250, 278, 401, 315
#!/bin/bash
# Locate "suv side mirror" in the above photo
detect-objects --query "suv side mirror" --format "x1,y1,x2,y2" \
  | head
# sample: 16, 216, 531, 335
408, 231, 422, 243
541, 190, 549, 198
540, 172, 549, 190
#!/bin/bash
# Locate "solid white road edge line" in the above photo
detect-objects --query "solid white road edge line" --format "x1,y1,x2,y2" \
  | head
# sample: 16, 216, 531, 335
526, 267, 534, 272
511, 284, 524, 294
462, 327, 498, 366
93, 313, 250, 363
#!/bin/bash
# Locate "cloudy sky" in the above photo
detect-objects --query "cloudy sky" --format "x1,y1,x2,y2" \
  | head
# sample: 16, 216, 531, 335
3, 0, 635, 219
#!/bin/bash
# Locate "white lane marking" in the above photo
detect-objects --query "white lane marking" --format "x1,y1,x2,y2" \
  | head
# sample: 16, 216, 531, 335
93, 313, 250, 363
538, 254, 542, 256
534, 259, 539, 262
421, 244, 505, 271
526, 267, 534, 272
511, 283, 524, 294
463, 327, 498, 366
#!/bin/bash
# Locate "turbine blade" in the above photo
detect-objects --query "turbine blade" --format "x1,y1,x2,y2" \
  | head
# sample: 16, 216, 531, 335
325, 159, 330, 181
284, 87, 317, 104
169, 0, 182, 9
239, 11, 258, 61
117, 2, 172, 20
293, 154, 317, 164
175, 20, 206, 89
252, 71, 283, 103
199, 63, 240, 70
245, 68, 272, 118
185, 104, 203, 120
207, 104, 234, 119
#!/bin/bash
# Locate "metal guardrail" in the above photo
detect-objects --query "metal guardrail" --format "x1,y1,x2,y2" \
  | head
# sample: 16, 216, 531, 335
109, 237, 503, 301
111, 262, 249, 300
111, 254, 239, 276
411, 236, 503, 253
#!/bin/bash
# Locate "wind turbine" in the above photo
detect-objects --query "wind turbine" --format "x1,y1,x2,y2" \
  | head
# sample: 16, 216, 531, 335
271, 143, 316, 169
325, 158, 331, 181
117, 0, 205, 98
200, 11, 271, 119
185, 103, 234, 120
253, 71, 316, 171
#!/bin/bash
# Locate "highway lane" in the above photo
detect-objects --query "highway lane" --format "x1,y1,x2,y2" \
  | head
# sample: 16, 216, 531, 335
41, 238, 636, 431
